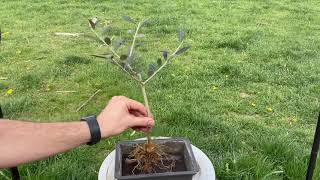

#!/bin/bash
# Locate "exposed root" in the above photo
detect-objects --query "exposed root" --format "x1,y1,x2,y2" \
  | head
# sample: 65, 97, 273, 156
128, 142, 176, 174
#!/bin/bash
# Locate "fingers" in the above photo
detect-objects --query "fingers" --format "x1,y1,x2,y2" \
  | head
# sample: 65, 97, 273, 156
133, 126, 151, 132
128, 116, 155, 129
129, 110, 154, 119
130, 110, 154, 132
125, 99, 148, 117
129, 110, 144, 117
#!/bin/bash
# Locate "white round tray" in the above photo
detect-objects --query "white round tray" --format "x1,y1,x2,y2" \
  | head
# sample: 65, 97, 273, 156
98, 137, 215, 180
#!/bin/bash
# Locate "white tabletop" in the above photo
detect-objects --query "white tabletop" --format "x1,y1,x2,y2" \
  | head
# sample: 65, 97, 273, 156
98, 138, 215, 180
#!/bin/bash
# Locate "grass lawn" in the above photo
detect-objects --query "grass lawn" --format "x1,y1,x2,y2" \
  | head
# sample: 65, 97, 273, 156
1, 0, 320, 179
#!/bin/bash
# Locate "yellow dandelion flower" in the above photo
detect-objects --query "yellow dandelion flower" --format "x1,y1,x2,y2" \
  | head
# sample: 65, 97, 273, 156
251, 102, 256, 107
212, 86, 219, 91
292, 117, 298, 123
6, 89, 14, 95
2, 32, 9, 38
267, 107, 273, 112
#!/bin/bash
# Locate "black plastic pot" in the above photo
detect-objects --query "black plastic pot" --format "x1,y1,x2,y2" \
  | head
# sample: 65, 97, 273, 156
115, 138, 199, 180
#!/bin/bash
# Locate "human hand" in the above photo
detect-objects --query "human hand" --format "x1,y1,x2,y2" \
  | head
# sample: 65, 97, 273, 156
97, 96, 155, 138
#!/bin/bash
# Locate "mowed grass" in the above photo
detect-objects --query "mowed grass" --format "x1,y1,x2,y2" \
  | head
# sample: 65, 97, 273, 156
0, 0, 320, 179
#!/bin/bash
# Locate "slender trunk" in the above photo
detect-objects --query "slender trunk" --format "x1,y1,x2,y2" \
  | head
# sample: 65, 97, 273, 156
138, 74, 152, 144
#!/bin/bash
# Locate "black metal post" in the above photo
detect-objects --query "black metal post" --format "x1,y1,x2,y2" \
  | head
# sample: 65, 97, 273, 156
306, 112, 320, 180
0, 106, 21, 180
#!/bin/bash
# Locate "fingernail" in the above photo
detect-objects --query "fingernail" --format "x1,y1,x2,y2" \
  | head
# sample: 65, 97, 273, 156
146, 120, 151, 127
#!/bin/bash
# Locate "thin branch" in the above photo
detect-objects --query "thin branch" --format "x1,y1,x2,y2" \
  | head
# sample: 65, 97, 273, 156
115, 63, 142, 83
90, 27, 120, 59
129, 22, 142, 57
143, 41, 184, 85
90, 26, 142, 84
138, 74, 152, 144
172, 40, 184, 55
92, 54, 141, 83
76, 89, 101, 112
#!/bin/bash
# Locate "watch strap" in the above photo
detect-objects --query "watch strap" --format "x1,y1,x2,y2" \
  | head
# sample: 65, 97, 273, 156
81, 115, 101, 145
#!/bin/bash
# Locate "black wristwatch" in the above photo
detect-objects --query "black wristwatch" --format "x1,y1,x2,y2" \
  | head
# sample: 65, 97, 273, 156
81, 115, 101, 145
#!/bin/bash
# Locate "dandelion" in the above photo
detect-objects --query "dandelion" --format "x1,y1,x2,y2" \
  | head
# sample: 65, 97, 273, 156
267, 107, 273, 112
45, 85, 51, 91
251, 102, 256, 107
292, 117, 298, 123
6, 89, 14, 96
212, 86, 219, 91
2, 32, 9, 38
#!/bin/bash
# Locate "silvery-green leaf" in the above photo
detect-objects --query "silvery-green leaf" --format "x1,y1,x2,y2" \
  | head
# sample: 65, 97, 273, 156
127, 55, 135, 65
162, 50, 169, 60
157, 58, 162, 66
135, 42, 144, 48
178, 29, 185, 42
174, 46, 191, 56
104, 54, 113, 59
102, 25, 112, 34
104, 37, 111, 45
140, 19, 149, 27
88, 17, 98, 29
148, 63, 156, 76
120, 55, 128, 61
114, 39, 124, 50
124, 63, 131, 71
122, 16, 135, 24
119, 62, 126, 67
92, 54, 113, 59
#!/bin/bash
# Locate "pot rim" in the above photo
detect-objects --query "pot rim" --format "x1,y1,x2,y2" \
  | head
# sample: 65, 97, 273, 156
114, 137, 199, 179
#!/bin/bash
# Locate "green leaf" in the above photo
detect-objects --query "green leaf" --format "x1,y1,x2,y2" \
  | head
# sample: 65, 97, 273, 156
127, 55, 135, 65
157, 58, 162, 66
162, 50, 169, 60
122, 16, 135, 24
120, 55, 128, 61
135, 42, 144, 48
101, 25, 112, 35
114, 39, 124, 50
88, 17, 98, 29
92, 54, 113, 60
119, 62, 126, 67
174, 46, 191, 56
140, 19, 150, 27
148, 63, 156, 76
124, 63, 131, 71
92, 54, 114, 64
178, 29, 185, 42
104, 37, 111, 45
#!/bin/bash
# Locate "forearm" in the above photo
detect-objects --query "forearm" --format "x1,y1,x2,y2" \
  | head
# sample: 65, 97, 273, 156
0, 120, 90, 168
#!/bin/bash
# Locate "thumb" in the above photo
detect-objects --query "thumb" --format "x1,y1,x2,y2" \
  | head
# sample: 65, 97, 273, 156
128, 116, 154, 128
